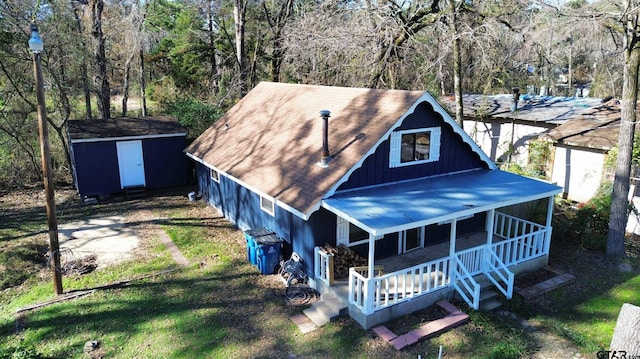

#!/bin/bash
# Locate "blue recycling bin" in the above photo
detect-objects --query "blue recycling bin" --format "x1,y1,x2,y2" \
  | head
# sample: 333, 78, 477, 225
255, 234, 283, 275
244, 228, 274, 266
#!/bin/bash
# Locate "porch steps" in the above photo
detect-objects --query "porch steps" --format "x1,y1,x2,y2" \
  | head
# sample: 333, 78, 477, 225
302, 291, 348, 327
478, 276, 503, 311
124, 186, 146, 199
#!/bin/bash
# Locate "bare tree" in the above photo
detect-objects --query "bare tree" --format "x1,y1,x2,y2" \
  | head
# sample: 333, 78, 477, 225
90, 0, 111, 119
234, 0, 248, 95
262, 0, 295, 82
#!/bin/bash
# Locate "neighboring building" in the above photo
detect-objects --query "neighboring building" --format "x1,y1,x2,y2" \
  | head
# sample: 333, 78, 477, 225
68, 116, 188, 200
439, 93, 602, 167
185, 82, 561, 329
541, 100, 621, 203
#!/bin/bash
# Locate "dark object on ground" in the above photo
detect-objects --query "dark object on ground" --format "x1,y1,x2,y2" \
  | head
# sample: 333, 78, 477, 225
285, 284, 321, 306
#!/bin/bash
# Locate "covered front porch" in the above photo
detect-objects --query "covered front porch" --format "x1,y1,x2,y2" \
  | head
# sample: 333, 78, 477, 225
318, 170, 561, 329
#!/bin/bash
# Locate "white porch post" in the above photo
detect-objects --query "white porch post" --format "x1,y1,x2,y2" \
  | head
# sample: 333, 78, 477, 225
544, 195, 555, 253
449, 219, 457, 257
368, 233, 376, 279
486, 209, 495, 245
364, 233, 381, 314
448, 219, 458, 282
545, 195, 554, 228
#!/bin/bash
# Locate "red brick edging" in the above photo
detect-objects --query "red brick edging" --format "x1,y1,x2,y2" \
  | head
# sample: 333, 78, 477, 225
372, 300, 469, 350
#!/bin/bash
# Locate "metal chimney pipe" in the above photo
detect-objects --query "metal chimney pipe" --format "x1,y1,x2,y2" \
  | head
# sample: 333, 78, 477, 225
319, 110, 331, 167
511, 87, 520, 112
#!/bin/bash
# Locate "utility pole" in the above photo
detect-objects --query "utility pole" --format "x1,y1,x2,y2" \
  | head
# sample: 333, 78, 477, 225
29, 24, 63, 295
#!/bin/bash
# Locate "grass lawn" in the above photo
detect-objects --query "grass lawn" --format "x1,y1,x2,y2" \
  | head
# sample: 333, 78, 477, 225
1, 187, 639, 358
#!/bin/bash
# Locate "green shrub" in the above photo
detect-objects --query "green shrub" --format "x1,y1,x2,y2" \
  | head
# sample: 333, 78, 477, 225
572, 183, 613, 250
164, 99, 224, 140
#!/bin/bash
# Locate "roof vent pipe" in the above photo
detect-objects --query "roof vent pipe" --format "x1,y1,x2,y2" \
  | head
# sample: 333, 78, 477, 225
318, 110, 331, 168
511, 87, 520, 112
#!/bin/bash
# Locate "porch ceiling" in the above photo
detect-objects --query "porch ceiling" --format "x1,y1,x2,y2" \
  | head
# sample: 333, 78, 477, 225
322, 169, 562, 236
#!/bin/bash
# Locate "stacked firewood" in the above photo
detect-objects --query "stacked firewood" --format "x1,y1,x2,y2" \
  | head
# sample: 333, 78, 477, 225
321, 243, 367, 279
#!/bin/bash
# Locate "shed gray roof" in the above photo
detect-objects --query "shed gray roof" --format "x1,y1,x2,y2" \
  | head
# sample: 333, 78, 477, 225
68, 116, 186, 142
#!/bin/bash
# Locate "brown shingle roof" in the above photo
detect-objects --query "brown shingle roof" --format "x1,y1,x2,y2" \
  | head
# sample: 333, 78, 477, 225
542, 101, 622, 151
185, 82, 426, 217
68, 116, 185, 141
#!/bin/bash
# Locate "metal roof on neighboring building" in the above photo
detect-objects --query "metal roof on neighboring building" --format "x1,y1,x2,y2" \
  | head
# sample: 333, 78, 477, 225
439, 94, 603, 126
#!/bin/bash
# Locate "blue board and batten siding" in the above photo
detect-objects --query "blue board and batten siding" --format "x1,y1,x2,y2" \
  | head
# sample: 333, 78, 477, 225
72, 136, 188, 198
196, 162, 336, 276
337, 102, 488, 191
72, 141, 122, 196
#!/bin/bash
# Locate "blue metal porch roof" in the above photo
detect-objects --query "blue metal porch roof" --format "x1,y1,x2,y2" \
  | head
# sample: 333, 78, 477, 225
322, 169, 562, 236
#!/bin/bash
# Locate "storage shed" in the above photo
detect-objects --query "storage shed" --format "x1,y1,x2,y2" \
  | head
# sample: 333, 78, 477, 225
68, 116, 188, 199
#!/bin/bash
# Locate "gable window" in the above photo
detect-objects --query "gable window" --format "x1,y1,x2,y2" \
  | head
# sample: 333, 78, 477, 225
210, 168, 220, 183
260, 195, 275, 216
389, 127, 441, 168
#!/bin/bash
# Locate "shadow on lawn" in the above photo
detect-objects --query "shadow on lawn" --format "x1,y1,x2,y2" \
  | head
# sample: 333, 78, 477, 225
2, 261, 298, 358
515, 238, 640, 350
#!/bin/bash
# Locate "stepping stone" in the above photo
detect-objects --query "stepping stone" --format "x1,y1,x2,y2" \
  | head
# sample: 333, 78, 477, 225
372, 326, 398, 342
517, 273, 576, 299
290, 314, 318, 334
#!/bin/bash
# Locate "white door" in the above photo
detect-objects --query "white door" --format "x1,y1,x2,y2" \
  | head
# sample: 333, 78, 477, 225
116, 140, 146, 188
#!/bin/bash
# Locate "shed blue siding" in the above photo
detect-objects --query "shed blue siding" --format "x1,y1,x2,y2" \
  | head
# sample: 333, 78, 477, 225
196, 161, 337, 277
72, 142, 121, 197
143, 137, 188, 188
72, 136, 188, 198
337, 102, 488, 191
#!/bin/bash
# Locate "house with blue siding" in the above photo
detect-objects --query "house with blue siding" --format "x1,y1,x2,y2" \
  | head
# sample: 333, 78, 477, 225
185, 82, 562, 329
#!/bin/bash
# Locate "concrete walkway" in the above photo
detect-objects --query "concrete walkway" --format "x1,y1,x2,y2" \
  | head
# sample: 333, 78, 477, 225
58, 209, 189, 269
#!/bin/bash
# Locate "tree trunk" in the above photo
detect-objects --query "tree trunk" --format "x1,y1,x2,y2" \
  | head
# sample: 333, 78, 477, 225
122, 58, 131, 117
91, 0, 111, 119
234, 0, 248, 96
610, 303, 640, 356
450, 0, 464, 130
139, 48, 147, 117
264, 0, 295, 83
207, 2, 220, 95
607, 5, 640, 257
73, 5, 92, 120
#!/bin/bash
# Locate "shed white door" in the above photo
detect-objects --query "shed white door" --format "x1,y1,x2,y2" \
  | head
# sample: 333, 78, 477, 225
116, 140, 146, 188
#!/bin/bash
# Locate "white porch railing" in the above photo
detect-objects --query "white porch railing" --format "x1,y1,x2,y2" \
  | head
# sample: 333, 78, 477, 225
483, 247, 514, 299
314, 246, 334, 285
349, 257, 450, 313
451, 255, 480, 310
493, 212, 550, 266
344, 212, 550, 315
456, 246, 485, 275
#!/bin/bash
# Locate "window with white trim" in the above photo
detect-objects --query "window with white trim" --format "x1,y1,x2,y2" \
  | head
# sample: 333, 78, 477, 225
210, 168, 220, 183
336, 217, 369, 246
389, 127, 441, 168
260, 195, 275, 216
